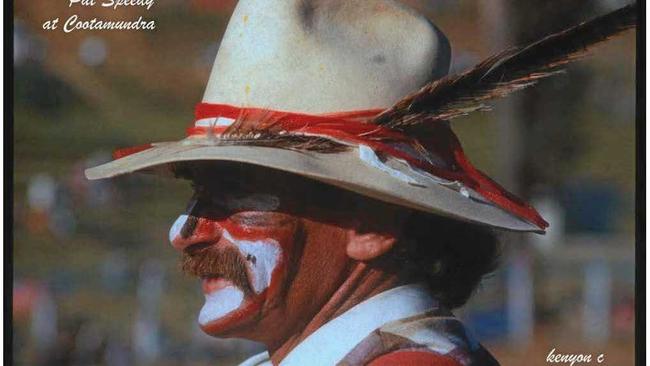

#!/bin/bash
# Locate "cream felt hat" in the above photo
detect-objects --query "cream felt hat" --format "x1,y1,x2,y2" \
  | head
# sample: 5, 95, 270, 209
86, 0, 549, 232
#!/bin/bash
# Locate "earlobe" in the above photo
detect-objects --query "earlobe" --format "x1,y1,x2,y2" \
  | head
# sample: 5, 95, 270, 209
346, 231, 397, 261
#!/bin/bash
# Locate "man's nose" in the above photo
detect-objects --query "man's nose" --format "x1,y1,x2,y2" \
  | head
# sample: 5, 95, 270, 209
168, 200, 224, 251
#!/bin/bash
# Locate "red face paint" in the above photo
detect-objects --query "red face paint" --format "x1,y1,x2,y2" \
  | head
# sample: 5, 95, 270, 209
167, 162, 367, 339
170, 191, 302, 336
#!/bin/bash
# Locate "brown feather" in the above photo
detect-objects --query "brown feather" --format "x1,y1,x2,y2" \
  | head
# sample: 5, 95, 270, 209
374, 3, 637, 129
210, 111, 350, 153
221, 135, 350, 153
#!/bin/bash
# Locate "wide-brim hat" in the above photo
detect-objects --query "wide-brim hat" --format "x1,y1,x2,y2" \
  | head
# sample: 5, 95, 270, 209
86, 0, 549, 232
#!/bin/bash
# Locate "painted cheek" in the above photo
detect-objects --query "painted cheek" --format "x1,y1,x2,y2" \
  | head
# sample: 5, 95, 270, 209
266, 252, 288, 295
220, 220, 298, 295
223, 229, 283, 295
262, 228, 296, 293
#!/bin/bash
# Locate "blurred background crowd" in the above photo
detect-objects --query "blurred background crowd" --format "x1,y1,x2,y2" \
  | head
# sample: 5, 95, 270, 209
12, 0, 636, 365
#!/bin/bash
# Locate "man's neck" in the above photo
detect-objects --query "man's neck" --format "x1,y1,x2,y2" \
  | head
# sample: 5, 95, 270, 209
269, 262, 402, 365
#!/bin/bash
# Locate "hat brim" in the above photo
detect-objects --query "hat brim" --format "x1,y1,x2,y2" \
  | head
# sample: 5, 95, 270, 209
85, 140, 543, 233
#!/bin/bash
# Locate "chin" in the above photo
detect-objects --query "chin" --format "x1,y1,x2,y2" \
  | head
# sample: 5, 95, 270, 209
198, 279, 268, 337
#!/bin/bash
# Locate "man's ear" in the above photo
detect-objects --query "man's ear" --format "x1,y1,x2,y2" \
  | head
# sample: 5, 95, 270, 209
346, 230, 398, 261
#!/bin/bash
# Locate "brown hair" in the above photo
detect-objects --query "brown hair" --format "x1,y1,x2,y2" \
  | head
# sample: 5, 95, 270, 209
400, 211, 500, 309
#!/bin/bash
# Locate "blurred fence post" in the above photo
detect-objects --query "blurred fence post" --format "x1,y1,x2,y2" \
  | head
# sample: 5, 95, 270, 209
30, 288, 58, 354
583, 259, 612, 343
133, 260, 166, 365
505, 250, 534, 345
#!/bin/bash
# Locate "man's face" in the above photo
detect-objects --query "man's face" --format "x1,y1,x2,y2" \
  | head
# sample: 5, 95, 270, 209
168, 163, 355, 339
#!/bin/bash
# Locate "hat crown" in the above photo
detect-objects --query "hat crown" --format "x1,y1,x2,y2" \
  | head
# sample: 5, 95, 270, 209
203, 0, 451, 114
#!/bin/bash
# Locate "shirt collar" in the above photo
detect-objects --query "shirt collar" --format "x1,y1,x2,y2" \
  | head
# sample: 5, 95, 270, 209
240, 283, 438, 366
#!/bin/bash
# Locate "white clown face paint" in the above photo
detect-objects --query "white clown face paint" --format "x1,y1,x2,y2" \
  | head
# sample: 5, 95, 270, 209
169, 191, 291, 332
223, 230, 281, 294
169, 214, 188, 244
169, 199, 197, 245
195, 230, 283, 328
199, 285, 245, 325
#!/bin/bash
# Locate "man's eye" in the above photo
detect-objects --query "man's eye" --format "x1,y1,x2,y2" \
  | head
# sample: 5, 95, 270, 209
225, 194, 281, 212
192, 186, 227, 206
192, 183, 211, 198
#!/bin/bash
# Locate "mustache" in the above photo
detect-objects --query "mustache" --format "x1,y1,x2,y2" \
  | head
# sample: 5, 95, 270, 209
181, 245, 252, 295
